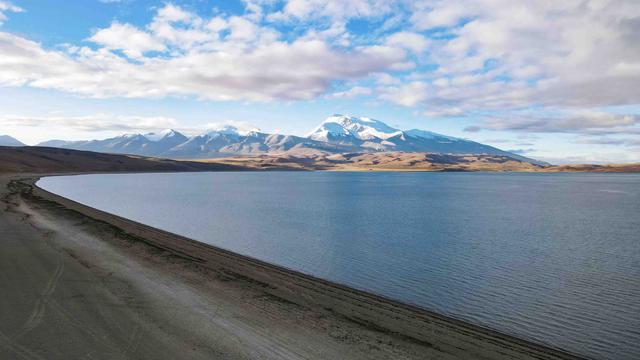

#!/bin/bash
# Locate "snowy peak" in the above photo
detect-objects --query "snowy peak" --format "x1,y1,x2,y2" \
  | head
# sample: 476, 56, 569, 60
308, 115, 466, 144
204, 124, 261, 137
144, 129, 183, 142
308, 115, 403, 141
31, 115, 546, 165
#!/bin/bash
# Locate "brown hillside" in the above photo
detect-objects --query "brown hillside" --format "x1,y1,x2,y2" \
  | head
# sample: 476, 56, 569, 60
0, 146, 244, 174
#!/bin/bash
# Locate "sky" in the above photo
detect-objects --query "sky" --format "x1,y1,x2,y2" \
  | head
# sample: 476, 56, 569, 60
0, 0, 639, 164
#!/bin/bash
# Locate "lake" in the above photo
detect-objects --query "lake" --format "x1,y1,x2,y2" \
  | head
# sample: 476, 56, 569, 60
38, 172, 640, 359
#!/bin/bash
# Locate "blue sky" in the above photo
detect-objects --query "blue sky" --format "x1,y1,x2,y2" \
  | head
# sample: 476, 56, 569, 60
0, 0, 639, 163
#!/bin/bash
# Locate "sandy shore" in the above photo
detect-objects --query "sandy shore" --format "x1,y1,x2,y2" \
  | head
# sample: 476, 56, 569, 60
0, 173, 586, 360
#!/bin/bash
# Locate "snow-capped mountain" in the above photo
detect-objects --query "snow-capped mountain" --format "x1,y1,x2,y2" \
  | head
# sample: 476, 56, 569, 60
142, 129, 189, 155
35, 116, 546, 165
37, 127, 354, 158
306, 115, 545, 164
0, 135, 25, 147
144, 129, 185, 142
205, 124, 260, 137
39, 130, 187, 157
308, 115, 403, 142
165, 128, 353, 158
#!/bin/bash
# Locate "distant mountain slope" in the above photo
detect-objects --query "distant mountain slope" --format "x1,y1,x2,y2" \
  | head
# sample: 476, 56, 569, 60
36, 115, 546, 165
202, 152, 548, 172
309, 115, 546, 165
544, 163, 640, 173
38, 126, 358, 159
204, 153, 640, 173
38, 130, 189, 157
3, 146, 637, 173
0, 146, 243, 174
0, 135, 25, 147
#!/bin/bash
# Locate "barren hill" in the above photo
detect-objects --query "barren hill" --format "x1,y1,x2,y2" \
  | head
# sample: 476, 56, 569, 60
0, 146, 243, 174
202, 153, 640, 173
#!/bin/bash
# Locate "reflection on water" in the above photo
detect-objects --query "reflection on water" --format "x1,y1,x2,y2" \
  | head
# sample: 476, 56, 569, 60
39, 172, 640, 359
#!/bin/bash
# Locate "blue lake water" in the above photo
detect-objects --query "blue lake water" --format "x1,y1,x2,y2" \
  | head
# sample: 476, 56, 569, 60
38, 172, 640, 359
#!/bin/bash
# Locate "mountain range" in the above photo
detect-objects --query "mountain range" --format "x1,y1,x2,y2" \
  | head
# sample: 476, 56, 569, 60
0, 135, 25, 147
33, 115, 545, 165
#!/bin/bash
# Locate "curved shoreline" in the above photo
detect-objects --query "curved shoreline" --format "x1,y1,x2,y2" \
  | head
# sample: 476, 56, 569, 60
18, 174, 586, 360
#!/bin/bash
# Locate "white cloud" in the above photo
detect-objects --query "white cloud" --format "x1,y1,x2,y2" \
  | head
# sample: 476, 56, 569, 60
467, 111, 640, 133
146, 4, 217, 50
371, 0, 640, 120
268, 0, 395, 22
423, 107, 465, 118
1, 0, 640, 147
576, 138, 640, 147
299, 21, 350, 46
373, 72, 400, 85
386, 32, 429, 54
379, 81, 430, 107
537, 152, 640, 165
155, 3, 193, 23
411, 1, 471, 30
227, 16, 264, 42
88, 22, 166, 58
0, 3, 407, 101
327, 86, 372, 99
0, 1, 22, 25
0, 114, 178, 132
0, 33, 405, 100
380, 75, 530, 111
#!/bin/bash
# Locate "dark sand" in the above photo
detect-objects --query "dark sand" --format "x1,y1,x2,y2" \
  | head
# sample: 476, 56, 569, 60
0, 174, 586, 360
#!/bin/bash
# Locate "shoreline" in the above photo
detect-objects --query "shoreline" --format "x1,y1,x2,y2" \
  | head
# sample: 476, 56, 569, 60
25, 173, 585, 360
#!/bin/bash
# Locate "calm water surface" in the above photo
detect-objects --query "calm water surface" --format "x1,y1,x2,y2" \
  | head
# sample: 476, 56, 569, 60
38, 172, 640, 359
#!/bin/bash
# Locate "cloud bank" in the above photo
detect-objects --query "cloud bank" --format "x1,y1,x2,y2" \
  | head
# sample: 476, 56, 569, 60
0, 3, 407, 101
0, 0, 638, 154
0, 114, 178, 132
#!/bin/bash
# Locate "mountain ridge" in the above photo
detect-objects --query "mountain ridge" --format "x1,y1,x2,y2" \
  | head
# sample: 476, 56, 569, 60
35, 115, 547, 165
0, 135, 25, 147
